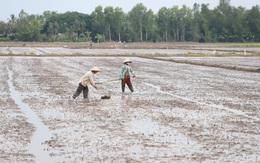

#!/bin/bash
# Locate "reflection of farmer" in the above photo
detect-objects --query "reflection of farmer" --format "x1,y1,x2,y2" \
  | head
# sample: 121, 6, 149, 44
73, 66, 100, 99
119, 59, 136, 92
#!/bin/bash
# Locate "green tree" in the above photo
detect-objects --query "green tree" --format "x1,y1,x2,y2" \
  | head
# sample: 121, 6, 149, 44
157, 7, 171, 41
143, 9, 155, 41
121, 14, 132, 42
14, 10, 44, 41
169, 6, 179, 41
48, 21, 59, 36
5, 14, 17, 40
245, 5, 260, 42
1, 2, 259, 43
129, 3, 147, 42
216, 0, 232, 41
91, 6, 105, 41
0, 21, 6, 37
229, 7, 247, 42
104, 6, 114, 41
42, 11, 58, 21
179, 5, 192, 41
114, 7, 125, 41
190, 3, 202, 42
85, 31, 92, 42
95, 33, 105, 43
72, 19, 86, 41
200, 4, 213, 42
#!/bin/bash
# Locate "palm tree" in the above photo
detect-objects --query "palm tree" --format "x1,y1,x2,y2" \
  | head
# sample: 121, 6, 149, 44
85, 31, 92, 42
95, 34, 105, 43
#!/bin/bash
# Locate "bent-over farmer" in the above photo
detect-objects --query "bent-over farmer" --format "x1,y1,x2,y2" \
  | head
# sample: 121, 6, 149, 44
73, 66, 100, 99
119, 58, 136, 92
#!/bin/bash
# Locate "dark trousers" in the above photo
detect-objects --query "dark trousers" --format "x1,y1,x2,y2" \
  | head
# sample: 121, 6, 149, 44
121, 76, 134, 92
73, 83, 89, 99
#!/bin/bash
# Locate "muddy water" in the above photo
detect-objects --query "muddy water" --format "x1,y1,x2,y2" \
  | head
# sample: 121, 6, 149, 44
7, 68, 54, 163
131, 119, 196, 145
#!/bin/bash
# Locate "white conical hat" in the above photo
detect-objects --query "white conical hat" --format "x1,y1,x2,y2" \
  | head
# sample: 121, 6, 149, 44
123, 58, 132, 63
91, 66, 101, 72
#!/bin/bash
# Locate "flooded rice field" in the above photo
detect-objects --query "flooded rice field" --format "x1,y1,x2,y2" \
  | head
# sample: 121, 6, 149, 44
165, 57, 260, 68
1, 46, 260, 56
1, 46, 219, 55
0, 55, 260, 162
159, 56, 260, 72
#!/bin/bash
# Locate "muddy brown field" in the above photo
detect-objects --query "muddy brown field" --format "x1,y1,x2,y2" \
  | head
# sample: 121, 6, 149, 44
0, 44, 260, 162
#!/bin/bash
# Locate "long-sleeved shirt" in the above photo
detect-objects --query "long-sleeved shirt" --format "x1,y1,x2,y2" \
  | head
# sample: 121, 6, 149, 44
119, 64, 135, 79
79, 71, 96, 87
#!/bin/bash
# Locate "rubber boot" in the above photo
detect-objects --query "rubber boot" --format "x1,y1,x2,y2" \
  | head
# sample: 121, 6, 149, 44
129, 86, 134, 92
83, 90, 88, 99
73, 91, 80, 99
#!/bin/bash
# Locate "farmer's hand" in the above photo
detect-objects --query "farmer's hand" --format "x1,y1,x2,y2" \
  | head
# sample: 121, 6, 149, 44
133, 75, 136, 78
94, 86, 98, 90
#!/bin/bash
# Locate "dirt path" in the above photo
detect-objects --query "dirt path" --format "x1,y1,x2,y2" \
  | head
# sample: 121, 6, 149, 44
1, 56, 260, 162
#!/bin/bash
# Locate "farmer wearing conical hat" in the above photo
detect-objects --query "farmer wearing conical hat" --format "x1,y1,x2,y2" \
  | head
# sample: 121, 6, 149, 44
119, 58, 136, 92
73, 66, 100, 99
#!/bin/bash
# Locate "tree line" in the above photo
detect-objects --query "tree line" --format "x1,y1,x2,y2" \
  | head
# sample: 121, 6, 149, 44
0, 0, 259, 43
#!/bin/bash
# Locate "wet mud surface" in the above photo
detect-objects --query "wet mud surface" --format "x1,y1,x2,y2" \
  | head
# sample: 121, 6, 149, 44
0, 46, 231, 56
1, 41, 260, 56
165, 57, 260, 68
1, 56, 260, 162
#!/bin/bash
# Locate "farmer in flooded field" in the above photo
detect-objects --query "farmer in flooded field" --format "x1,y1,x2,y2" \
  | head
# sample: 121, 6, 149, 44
72, 66, 100, 99
119, 58, 136, 92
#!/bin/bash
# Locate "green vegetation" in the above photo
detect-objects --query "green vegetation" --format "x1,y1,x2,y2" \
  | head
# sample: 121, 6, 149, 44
73, 52, 83, 55
0, 0, 260, 43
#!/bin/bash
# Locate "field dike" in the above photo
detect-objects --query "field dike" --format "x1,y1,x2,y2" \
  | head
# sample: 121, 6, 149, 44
138, 55, 260, 73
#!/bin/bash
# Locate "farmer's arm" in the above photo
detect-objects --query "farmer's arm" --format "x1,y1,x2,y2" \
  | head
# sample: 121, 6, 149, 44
129, 67, 135, 76
89, 74, 98, 89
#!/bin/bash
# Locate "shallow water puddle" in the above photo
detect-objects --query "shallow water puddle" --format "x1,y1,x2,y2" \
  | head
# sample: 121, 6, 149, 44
129, 119, 206, 158
7, 68, 55, 163
144, 83, 260, 121
131, 119, 194, 144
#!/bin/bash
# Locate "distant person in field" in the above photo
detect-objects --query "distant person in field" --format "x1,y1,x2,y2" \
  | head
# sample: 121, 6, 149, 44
72, 66, 100, 99
119, 58, 136, 92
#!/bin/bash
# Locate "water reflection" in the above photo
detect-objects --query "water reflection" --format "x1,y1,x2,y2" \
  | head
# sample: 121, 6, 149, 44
7, 68, 54, 163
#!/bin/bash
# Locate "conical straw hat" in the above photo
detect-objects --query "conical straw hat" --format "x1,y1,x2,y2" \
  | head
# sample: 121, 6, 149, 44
123, 58, 132, 63
91, 66, 101, 72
